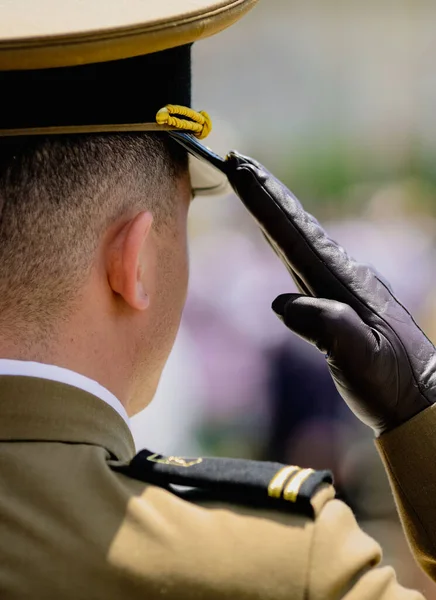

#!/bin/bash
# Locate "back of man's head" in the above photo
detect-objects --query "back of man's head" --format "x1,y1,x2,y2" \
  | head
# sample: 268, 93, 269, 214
0, 133, 188, 332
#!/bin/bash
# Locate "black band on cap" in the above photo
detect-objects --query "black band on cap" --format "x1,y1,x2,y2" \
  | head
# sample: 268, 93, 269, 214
0, 44, 191, 130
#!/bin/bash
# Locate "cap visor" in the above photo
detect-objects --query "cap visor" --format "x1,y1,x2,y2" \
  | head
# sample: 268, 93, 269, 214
189, 154, 231, 197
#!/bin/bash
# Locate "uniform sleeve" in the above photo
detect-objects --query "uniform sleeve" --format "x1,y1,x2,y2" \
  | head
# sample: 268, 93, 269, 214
376, 404, 436, 581
307, 499, 424, 600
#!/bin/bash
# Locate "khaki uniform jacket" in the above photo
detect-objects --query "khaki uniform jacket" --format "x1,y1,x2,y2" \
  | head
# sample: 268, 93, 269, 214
377, 404, 436, 582
0, 376, 423, 600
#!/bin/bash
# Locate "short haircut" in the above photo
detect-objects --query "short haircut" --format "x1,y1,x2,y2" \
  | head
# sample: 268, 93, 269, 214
0, 133, 188, 329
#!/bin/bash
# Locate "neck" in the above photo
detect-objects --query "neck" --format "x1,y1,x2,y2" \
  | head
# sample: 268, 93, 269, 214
0, 320, 134, 413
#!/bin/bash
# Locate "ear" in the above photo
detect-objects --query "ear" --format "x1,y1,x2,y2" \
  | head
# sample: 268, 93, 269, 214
107, 211, 154, 311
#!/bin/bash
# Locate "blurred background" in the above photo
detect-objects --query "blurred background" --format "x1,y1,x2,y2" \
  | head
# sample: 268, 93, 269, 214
133, 1, 436, 595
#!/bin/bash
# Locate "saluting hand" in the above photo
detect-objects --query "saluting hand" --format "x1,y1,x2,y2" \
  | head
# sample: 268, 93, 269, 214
226, 152, 436, 436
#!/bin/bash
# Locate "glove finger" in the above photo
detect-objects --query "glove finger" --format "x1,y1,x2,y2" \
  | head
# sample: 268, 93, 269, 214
227, 151, 393, 315
272, 294, 380, 360
262, 233, 311, 295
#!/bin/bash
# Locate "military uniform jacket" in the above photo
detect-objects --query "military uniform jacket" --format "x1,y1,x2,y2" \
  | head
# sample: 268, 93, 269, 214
377, 404, 436, 582
0, 376, 423, 599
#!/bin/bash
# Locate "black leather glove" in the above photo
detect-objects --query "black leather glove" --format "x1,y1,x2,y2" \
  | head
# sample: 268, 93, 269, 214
225, 152, 436, 436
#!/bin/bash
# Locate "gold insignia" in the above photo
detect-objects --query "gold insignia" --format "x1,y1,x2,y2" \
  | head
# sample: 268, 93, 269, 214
268, 465, 300, 499
283, 469, 315, 503
146, 454, 203, 468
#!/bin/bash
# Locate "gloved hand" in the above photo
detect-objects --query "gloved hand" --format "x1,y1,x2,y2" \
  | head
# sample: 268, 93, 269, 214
225, 152, 436, 436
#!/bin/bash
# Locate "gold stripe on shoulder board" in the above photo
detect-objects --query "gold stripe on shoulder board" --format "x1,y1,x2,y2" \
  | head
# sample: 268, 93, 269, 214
146, 454, 203, 468
268, 466, 300, 499
283, 469, 315, 503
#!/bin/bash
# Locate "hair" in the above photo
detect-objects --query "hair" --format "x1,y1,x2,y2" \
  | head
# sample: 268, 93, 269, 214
0, 133, 188, 330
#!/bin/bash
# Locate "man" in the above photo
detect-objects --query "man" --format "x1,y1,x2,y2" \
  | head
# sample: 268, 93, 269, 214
0, 1, 425, 599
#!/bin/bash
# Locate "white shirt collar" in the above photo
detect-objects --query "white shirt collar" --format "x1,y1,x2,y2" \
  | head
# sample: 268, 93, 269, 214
0, 359, 130, 428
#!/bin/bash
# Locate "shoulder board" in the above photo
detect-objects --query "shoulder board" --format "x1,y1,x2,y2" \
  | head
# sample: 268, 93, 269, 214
113, 449, 334, 517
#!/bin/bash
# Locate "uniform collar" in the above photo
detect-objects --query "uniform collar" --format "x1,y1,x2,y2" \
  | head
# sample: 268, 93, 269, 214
0, 359, 130, 427
0, 375, 135, 462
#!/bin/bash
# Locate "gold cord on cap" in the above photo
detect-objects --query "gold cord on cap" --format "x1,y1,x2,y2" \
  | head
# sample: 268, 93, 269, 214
156, 104, 212, 139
